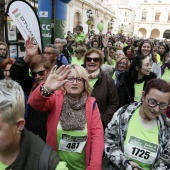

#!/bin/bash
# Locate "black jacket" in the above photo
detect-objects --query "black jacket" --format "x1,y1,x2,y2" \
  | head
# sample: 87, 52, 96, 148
10, 57, 48, 141
6, 129, 60, 170
117, 71, 157, 108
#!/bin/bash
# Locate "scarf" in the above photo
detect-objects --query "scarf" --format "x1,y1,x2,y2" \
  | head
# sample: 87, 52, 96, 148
60, 94, 87, 130
86, 68, 100, 80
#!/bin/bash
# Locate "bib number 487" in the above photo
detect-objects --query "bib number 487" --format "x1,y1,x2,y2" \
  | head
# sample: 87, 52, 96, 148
132, 147, 150, 159
66, 143, 80, 149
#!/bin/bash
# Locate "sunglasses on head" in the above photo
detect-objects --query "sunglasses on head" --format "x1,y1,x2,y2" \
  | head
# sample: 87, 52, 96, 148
30, 70, 46, 77
86, 57, 100, 63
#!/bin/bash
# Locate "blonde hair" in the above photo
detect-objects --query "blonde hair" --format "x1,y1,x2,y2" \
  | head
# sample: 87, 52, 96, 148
114, 41, 124, 50
63, 64, 92, 96
116, 56, 130, 71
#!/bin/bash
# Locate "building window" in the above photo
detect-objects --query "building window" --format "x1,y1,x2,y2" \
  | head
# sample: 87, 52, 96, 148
168, 11, 170, 22
144, 0, 148, 2
125, 11, 127, 16
155, 12, 161, 22
141, 10, 147, 21
158, 0, 162, 3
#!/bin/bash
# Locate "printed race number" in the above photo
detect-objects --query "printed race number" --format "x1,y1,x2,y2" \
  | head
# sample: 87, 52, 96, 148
132, 147, 150, 159
66, 143, 80, 149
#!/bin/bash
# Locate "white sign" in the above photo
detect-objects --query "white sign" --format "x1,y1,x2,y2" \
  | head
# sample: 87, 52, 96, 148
39, 11, 48, 17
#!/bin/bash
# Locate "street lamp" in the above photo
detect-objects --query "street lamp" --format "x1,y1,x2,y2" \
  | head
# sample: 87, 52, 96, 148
86, 9, 93, 33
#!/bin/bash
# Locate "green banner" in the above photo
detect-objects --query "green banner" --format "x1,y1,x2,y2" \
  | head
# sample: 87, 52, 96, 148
39, 18, 51, 48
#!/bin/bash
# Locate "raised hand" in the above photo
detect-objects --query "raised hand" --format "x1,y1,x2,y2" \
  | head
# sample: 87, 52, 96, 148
43, 65, 71, 93
25, 36, 39, 57
24, 36, 39, 64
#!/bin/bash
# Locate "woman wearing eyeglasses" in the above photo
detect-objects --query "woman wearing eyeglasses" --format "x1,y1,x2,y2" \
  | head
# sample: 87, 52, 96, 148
112, 56, 130, 86
28, 64, 104, 170
83, 48, 119, 129
105, 78, 170, 170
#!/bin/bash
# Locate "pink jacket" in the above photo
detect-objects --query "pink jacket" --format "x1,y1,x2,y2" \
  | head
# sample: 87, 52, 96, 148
28, 85, 104, 170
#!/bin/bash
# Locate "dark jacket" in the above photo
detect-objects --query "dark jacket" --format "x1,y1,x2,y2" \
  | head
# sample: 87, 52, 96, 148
10, 57, 48, 141
91, 70, 119, 128
117, 71, 157, 108
10, 57, 34, 96
26, 105, 48, 142
6, 128, 60, 170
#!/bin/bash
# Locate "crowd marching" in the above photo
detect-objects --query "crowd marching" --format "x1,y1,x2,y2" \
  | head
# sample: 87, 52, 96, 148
0, 24, 170, 170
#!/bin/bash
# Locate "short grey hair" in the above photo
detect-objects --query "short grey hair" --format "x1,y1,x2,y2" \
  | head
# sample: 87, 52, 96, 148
61, 39, 67, 45
45, 44, 60, 55
0, 80, 25, 125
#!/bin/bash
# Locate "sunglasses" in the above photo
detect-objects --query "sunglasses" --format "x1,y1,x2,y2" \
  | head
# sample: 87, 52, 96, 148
75, 51, 80, 54
30, 70, 46, 77
86, 57, 100, 63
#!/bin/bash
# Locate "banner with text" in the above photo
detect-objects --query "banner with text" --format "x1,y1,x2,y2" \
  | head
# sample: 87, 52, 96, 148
7, 0, 43, 52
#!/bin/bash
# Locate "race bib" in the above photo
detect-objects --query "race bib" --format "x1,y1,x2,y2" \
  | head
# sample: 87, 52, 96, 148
58, 134, 87, 153
125, 136, 158, 164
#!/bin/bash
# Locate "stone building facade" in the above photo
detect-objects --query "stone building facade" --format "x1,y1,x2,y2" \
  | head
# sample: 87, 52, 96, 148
134, 0, 170, 39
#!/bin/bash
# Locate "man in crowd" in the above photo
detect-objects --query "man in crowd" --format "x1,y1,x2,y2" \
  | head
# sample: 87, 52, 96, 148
0, 79, 68, 169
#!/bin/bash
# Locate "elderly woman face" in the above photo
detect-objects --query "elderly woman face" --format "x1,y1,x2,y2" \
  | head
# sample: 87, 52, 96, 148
115, 50, 125, 61
64, 68, 84, 99
85, 52, 100, 74
117, 59, 127, 72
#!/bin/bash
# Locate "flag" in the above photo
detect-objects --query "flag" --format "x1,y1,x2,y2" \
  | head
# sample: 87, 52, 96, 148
7, 0, 43, 52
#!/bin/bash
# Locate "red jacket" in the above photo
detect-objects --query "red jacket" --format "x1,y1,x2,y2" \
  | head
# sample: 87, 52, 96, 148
28, 85, 104, 170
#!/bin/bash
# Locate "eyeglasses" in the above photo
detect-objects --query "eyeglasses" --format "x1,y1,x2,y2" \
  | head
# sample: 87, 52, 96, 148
43, 51, 53, 55
86, 57, 100, 63
30, 70, 46, 77
67, 77, 84, 84
0, 48, 6, 51
147, 98, 169, 110
118, 62, 127, 66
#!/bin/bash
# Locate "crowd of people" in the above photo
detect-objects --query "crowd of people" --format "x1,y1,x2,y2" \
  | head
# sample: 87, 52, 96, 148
0, 24, 170, 169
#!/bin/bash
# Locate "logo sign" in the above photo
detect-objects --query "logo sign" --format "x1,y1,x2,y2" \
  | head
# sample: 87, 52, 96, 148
7, 0, 43, 52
